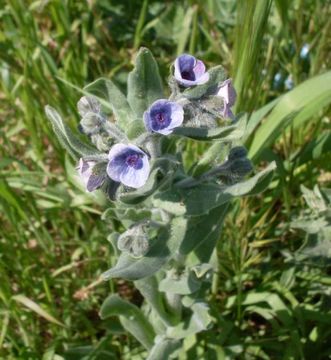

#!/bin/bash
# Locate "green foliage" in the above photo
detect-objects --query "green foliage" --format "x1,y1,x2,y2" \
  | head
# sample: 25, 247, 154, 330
1, 0, 331, 359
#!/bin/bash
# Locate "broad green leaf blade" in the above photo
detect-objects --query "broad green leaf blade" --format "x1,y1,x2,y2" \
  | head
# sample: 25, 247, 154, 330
249, 71, 331, 161
159, 270, 201, 295
146, 338, 181, 360
102, 217, 187, 280
100, 294, 155, 349
184, 206, 229, 266
154, 162, 276, 216
167, 302, 212, 339
173, 115, 246, 141
127, 47, 164, 117
135, 276, 171, 326
183, 66, 227, 100
84, 78, 135, 129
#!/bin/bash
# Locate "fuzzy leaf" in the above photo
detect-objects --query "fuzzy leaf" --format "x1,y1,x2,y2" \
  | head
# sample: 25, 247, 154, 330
127, 47, 164, 117
154, 162, 276, 216
146, 337, 181, 360
100, 294, 155, 349
173, 114, 246, 141
45, 106, 98, 159
159, 270, 201, 295
167, 302, 212, 339
102, 217, 187, 280
135, 276, 171, 326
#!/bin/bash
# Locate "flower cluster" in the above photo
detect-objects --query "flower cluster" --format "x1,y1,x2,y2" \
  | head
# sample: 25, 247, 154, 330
77, 54, 237, 191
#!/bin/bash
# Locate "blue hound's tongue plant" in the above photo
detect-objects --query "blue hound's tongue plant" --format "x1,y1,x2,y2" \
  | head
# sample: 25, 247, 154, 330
45, 47, 276, 359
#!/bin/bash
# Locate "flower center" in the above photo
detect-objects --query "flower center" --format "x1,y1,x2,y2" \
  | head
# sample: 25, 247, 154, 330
126, 154, 140, 167
155, 112, 166, 123
181, 70, 195, 81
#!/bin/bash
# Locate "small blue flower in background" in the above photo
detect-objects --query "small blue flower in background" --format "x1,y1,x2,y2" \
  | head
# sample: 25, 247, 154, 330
217, 79, 237, 119
285, 75, 294, 90
273, 72, 283, 90
107, 144, 150, 188
174, 54, 209, 87
300, 43, 310, 59
144, 99, 184, 135
77, 159, 106, 192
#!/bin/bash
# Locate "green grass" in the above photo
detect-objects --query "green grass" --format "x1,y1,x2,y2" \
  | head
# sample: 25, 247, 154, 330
1, 0, 331, 358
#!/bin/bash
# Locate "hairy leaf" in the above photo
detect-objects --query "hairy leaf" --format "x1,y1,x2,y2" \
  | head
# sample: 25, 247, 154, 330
127, 47, 164, 117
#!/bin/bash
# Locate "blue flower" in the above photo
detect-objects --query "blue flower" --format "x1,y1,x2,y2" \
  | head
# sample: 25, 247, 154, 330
107, 144, 150, 188
144, 99, 184, 135
77, 159, 106, 192
217, 79, 237, 119
300, 43, 309, 59
174, 54, 209, 87
284, 75, 294, 90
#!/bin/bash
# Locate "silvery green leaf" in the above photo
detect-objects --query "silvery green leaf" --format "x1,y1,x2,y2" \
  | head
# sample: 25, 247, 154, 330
179, 206, 228, 264
172, 114, 246, 141
102, 206, 152, 224
84, 78, 135, 128
102, 217, 187, 280
159, 269, 201, 295
45, 106, 98, 159
291, 218, 328, 234
301, 185, 328, 213
126, 119, 146, 140
182, 65, 227, 100
146, 337, 181, 360
127, 47, 164, 118
293, 227, 331, 266
135, 276, 172, 326
166, 301, 212, 339
100, 294, 155, 350
154, 162, 276, 216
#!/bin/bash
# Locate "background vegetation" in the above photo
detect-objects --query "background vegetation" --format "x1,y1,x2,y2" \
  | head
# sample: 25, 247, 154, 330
0, 0, 331, 358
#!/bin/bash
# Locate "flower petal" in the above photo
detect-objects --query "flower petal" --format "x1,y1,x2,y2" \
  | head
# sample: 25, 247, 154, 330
120, 155, 150, 188
193, 60, 206, 78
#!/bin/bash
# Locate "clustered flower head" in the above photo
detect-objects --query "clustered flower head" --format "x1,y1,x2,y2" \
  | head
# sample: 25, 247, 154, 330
76, 53, 237, 192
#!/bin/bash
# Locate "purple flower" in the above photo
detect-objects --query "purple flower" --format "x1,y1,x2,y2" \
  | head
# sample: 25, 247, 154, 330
77, 159, 106, 192
174, 54, 209, 87
217, 79, 237, 119
107, 144, 150, 188
144, 99, 184, 135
